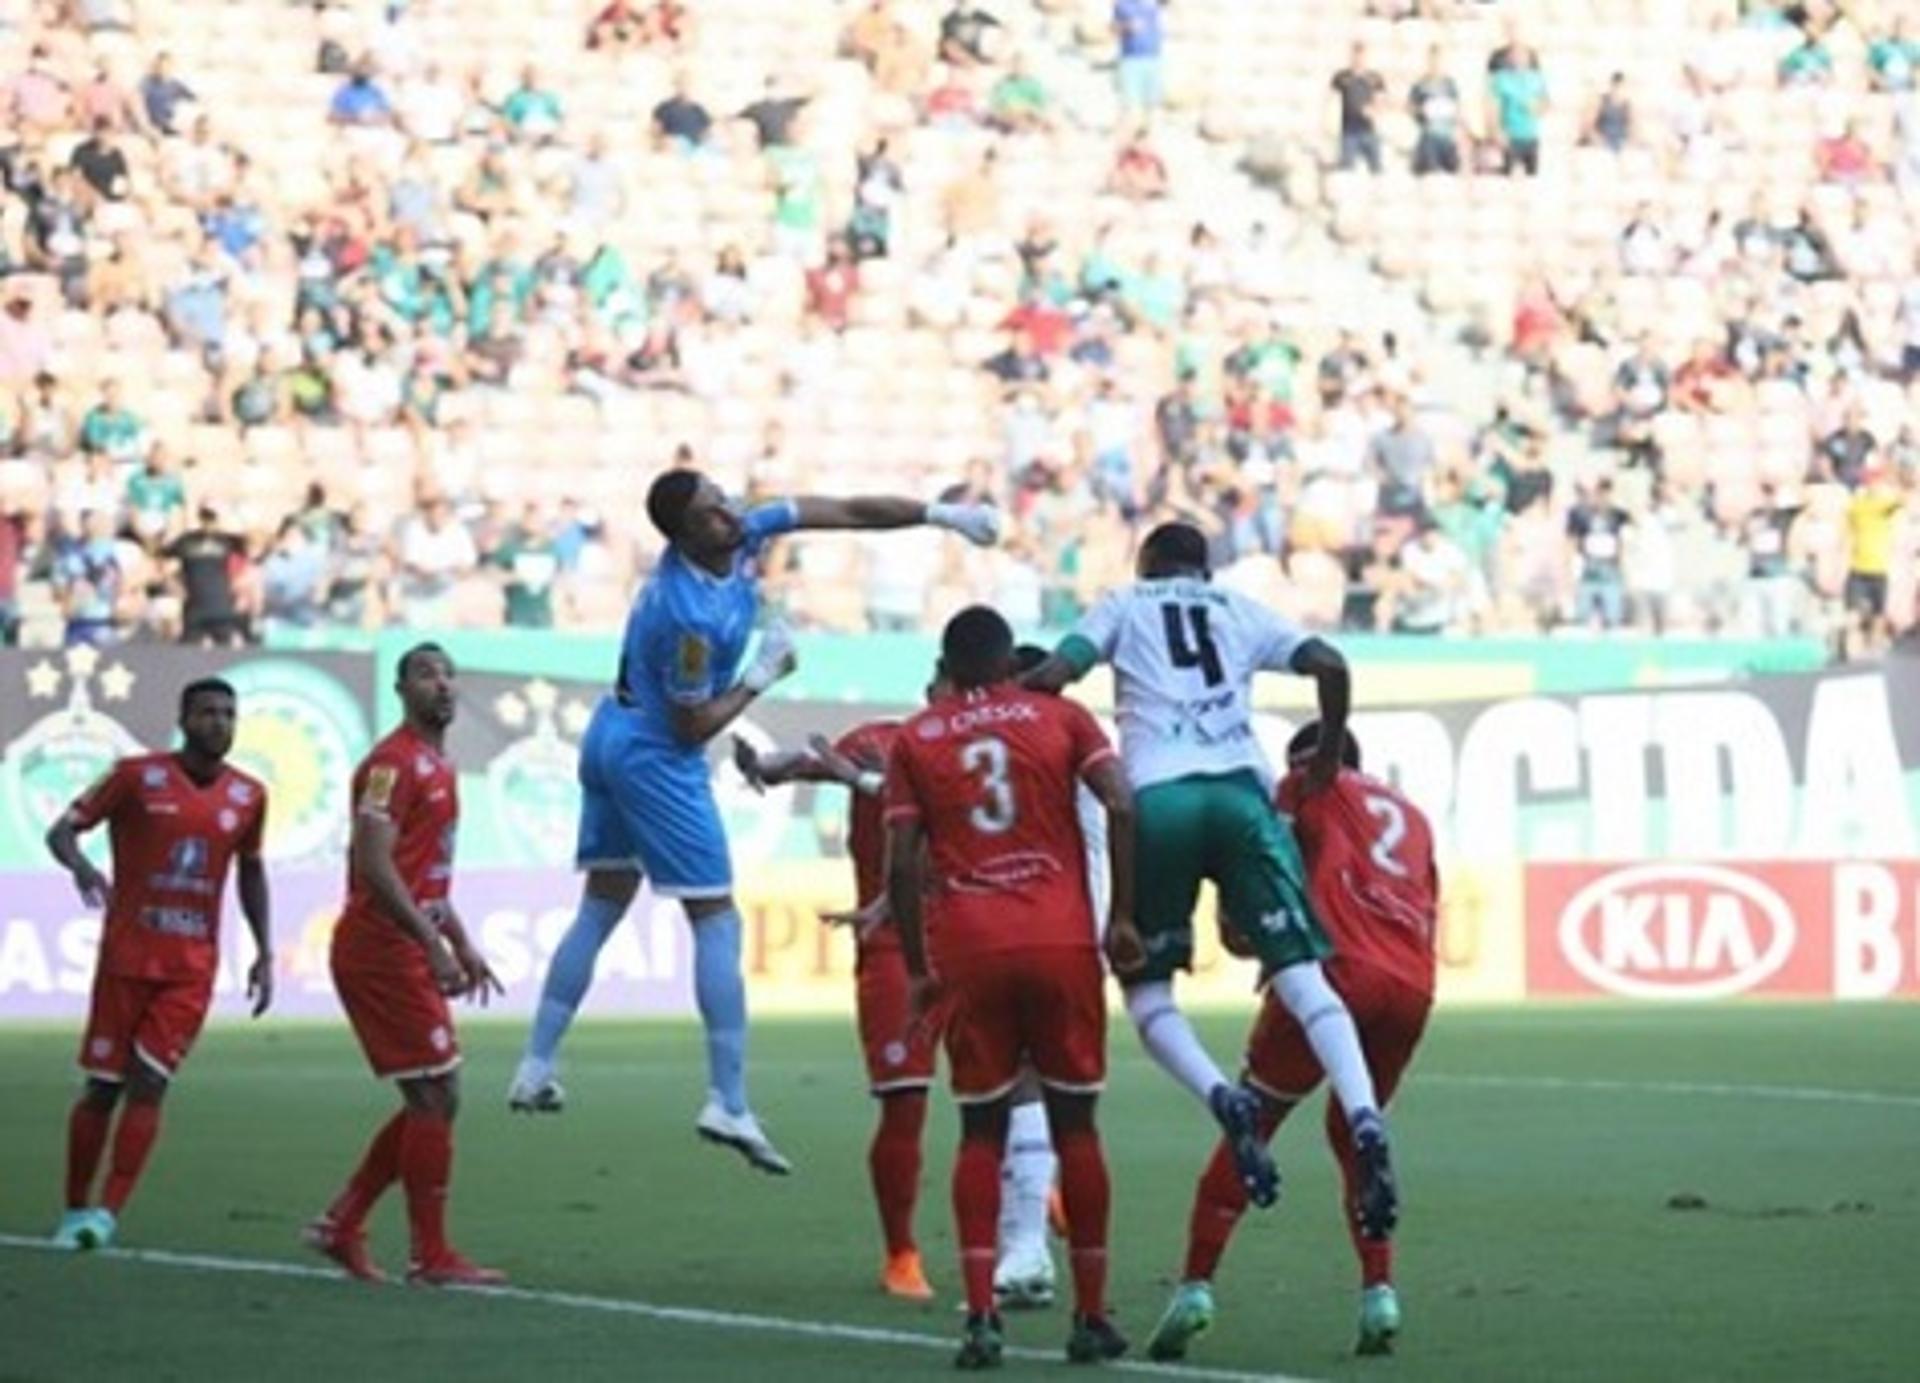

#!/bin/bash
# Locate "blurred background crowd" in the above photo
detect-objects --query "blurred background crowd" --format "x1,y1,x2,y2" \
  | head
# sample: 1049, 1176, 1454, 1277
0, 0, 1917, 657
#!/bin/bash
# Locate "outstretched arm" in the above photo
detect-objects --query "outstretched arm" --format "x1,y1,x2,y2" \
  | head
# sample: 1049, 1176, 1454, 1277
1289, 636, 1351, 792
791, 495, 999, 545
733, 732, 882, 793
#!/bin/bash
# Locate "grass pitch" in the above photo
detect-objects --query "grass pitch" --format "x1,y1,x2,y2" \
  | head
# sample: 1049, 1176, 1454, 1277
2, 1005, 1916, 1381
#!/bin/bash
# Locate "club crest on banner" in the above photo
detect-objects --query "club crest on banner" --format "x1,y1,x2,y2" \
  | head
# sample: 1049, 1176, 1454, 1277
2, 648, 144, 852
486, 679, 591, 866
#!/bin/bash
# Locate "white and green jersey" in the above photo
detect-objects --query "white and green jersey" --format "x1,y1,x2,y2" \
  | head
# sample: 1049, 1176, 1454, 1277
1058, 578, 1309, 792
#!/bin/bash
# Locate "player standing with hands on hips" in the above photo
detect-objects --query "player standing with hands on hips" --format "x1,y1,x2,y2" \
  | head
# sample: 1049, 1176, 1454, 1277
46, 677, 272, 1251
509, 469, 1000, 1176
306, 643, 506, 1287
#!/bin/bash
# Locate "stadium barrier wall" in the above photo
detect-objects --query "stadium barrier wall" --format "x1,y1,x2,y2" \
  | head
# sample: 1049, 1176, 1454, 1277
0, 644, 1913, 1019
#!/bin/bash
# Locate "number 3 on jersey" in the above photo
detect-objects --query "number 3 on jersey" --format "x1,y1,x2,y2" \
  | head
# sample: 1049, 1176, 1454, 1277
961, 737, 1017, 834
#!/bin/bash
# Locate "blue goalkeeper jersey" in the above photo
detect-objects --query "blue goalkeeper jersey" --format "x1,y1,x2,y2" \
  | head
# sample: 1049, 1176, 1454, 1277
610, 499, 799, 757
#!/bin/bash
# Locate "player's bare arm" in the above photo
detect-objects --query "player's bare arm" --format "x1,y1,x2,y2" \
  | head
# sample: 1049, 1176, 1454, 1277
1085, 756, 1145, 976
438, 906, 505, 1006
45, 810, 111, 910
670, 625, 796, 747
1289, 638, 1352, 794
236, 853, 274, 1018
790, 495, 1000, 546
884, 816, 938, 1020
350, 809, 466, 996
1019, 652, 1082, 695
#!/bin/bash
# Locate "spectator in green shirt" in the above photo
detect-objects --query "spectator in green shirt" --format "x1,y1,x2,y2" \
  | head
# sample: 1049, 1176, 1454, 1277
79, 379, 144, 464
1488, 46, 1548, 175
502, 64, 564, 141
491, 505, 561, 628
1869, 17, 1919, 92
768, 138, 825, 262
1777, 27, 1833, 87
125, 443, 187, 546
989, 55, 1051, 134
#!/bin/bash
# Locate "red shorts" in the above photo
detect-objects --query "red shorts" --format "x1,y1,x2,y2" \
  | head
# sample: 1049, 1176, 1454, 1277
942, 947, 1105, 1104
333, 953, 460, 1082
856, 946, 943, 1093
79, 971, 214, 1081
1246, 958, 1431, 1105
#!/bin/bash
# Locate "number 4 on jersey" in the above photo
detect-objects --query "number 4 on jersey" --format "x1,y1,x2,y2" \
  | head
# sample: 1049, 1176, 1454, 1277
1161, 603, 1224, 686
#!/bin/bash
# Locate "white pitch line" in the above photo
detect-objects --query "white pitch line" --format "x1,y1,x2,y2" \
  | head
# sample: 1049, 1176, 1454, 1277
0, 1235, 1309, 1383
1423, 1073, 1920, 1110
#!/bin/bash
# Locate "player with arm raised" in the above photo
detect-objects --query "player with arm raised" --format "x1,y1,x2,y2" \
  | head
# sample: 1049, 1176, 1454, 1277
508, 469, 1000, 1176
46, 677, 271, 1251
1150, 724, 1438, 1361
1025, 521, 1396, 1232
733, 710, 941, 1300
306, 644, 506, 1287
886, 606, 1146, 1369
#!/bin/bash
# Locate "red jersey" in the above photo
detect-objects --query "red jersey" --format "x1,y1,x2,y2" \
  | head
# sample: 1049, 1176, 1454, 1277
1277, 767, 1438, 997
66, 752, 267, 982
835, 718, 902, 954
335, 725, 459, 965
884, 685, 1115, 964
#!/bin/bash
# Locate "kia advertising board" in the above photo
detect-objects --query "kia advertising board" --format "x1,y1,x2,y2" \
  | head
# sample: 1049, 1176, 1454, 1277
1528, 860, 1920, 1000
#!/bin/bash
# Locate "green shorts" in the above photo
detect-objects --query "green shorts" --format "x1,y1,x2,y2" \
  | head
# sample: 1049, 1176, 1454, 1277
1133, 770, 1330, 984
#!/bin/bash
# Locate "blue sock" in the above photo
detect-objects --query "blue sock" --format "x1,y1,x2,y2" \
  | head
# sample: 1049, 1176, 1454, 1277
526, 892, 628, 1066
692, 907, 749, 1116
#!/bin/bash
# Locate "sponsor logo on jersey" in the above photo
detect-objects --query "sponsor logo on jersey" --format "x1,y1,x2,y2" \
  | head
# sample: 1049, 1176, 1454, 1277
363, 765, 399, 813
1555, 863, 1795, 1000
677, 633, 711, 687
947, 701, 1040, 736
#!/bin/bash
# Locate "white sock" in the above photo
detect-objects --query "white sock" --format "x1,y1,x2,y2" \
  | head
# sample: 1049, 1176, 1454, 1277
1125, 981, 1230, 1109
1270, 962, 1381, 1126
998, 1100, 1055, 1259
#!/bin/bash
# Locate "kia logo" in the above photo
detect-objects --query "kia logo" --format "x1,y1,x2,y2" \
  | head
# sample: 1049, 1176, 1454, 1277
1556, 864, 1796, 1000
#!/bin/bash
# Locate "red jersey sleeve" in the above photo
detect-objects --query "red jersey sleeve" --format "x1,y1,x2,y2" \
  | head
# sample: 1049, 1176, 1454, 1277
67, 759, 135, 831
1060, 700, 1118, 780
356, 750, 413, 824
882, 732, 925, 826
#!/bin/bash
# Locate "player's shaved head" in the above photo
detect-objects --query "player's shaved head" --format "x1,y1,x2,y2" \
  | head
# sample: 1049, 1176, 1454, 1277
940, 606, 1016, 689
1138, 521, 1211, 580
179, 677, 235, 718
647, 469, 702, 541
396, 641, 452, 685
1287, 720, 1361, 770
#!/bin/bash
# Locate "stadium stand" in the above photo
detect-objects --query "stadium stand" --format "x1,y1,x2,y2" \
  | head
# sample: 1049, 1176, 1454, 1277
0, 0, 1915, 654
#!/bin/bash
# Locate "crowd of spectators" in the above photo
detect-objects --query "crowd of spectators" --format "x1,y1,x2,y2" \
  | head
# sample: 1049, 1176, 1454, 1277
0, 0, 1915, 661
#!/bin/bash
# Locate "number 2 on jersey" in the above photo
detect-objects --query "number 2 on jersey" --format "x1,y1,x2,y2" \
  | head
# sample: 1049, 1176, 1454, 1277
1364, 793, 1410, 878
961, 737, 1017, 834
1161, 603, 1224, 686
